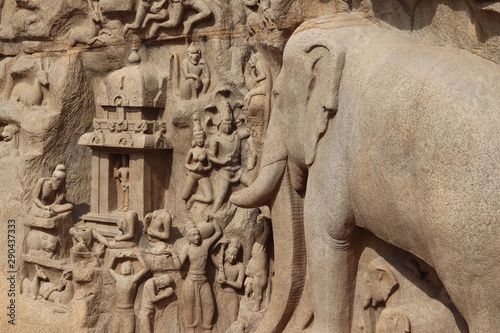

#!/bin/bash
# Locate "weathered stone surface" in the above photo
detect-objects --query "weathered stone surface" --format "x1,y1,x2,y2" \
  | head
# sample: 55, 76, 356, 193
0, 1, 498, 332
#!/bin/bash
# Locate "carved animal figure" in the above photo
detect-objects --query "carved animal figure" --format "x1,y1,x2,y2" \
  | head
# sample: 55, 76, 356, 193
26, 229, 59, 259
231, 13, 500, 333
10, 68, 49, 107
63, 0, 102, 47
24, 264, 48, 300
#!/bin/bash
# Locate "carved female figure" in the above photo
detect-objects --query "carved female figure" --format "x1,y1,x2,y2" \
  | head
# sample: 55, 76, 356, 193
213, 239, 245, 331
166, 220, 222, 331
182, 117, 213, 209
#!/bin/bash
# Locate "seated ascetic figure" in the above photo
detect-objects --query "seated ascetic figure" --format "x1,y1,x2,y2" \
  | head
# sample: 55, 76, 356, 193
31, 165, 73, 218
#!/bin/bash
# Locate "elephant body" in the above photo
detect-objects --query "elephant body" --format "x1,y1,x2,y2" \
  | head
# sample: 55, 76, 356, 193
232, 13, 499, 333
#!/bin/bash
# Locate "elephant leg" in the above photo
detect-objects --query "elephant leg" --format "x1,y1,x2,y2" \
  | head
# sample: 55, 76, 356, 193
304, 133, 356, 332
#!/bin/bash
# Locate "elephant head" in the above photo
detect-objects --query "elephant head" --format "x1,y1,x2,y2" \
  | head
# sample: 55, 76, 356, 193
230, 27, 348, 333
231, 36, 346, 208
362, 257, 399, 309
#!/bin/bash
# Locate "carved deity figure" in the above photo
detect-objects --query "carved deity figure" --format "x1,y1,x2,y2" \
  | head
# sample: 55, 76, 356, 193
31, 165, 73, 218
179, 43, 210, 100
245, 213, 270, 312
182, 115, 213, 209
0, 124, 20, 158
138, 274, 175, 333
143, 209, 172, 254
115, 155, 130, 211
108, 252, 149, 333
148, 0, 212, 36
212, 239, 245, 331
208, 103, 250, 213
166, 220, 222, 331
244, 52, 272, 144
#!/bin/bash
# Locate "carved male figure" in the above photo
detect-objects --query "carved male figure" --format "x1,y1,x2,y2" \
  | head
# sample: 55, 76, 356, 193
166, 220, 222, 331
108, 252, 149, 333
114, 155, 130, 211
179, 43, 210, 100
143, 209, 172, 254
138, 274, 174, 333
31, 165, 73, 218
208, 103, 250, 213
148, 0, 212, 36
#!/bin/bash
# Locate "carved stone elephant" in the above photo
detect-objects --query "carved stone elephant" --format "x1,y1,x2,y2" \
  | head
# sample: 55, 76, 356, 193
231, 13, 500, 333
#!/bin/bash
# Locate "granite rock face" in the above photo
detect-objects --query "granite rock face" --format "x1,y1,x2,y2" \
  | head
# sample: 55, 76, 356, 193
0, 1, 498, 332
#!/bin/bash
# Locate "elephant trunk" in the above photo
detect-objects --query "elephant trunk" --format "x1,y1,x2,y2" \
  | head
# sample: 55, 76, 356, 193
230, 158, 287, 208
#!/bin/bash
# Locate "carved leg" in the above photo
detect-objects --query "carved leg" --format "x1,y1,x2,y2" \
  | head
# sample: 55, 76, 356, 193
142, 10, 169, 29
200, 281, 215, 330
182, 175, 198, 201
212, 177, 230, 214
123, 4, 149, 36
251, 272, 267, 311
191, 177, 214, 204
304, 131, 355, 332
182, 1, 212, 35
149, 5, 184, 37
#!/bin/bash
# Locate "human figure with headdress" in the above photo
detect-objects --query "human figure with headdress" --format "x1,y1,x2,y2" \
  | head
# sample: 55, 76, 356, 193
31, 164, 73, 218
208, 102, 250, 213
165, 219, 222, 332
182, 114, 213, 209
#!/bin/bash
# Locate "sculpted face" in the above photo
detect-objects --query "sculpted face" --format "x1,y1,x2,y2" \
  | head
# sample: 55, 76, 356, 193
249, 54, 257, 68
188, 50, 201, 65
51, 171, 65, 191
2, 127, 13, 141
225, 247, 238, 264
221, 120, 232, 134
121, 261, 132, 275
156, 275, 171, 289
194, 133, 205, 147
188, 228, 201, 245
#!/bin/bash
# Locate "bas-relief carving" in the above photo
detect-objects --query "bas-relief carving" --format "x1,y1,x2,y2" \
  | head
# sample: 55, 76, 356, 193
2, 1, 498, 333
231, 11, 500, 333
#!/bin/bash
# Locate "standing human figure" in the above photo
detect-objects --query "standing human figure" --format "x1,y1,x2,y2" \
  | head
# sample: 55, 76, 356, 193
212, 239, 245, 331
108, 252, 149, 333
166, 220, 222, 332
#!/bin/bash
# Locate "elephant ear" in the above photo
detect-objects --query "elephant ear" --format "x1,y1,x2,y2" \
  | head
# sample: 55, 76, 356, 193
375, 266, 399, 304
300, 39, 346, 166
